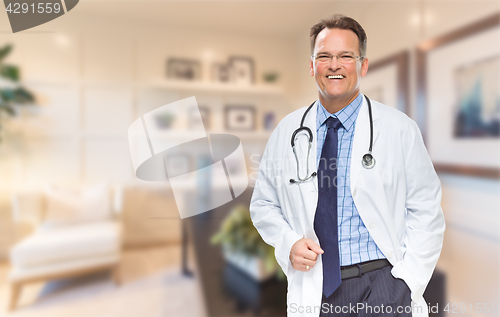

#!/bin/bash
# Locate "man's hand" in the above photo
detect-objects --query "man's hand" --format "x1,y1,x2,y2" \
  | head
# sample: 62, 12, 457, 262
289, 238, 324, 272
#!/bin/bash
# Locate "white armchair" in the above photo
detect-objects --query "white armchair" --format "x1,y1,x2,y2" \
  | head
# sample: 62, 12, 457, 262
7, 183, 123, 310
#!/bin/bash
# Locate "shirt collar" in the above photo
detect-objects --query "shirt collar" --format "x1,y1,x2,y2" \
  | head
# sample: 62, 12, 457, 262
316, 93, 363, 132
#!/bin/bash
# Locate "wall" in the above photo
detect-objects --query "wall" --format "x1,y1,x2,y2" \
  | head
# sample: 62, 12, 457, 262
0, 12, 299, 191
0, 9, 299, 257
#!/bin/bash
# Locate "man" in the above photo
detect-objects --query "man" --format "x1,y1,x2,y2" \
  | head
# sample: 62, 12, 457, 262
249, 14, 445, 317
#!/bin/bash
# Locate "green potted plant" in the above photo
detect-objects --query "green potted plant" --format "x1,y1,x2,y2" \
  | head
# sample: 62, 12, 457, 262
262, 71, 279, 84
0, 44, 35, 142
211, 204, 285, 281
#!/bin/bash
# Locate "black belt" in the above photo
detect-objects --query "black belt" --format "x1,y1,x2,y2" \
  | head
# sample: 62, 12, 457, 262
340, 259, 391, 280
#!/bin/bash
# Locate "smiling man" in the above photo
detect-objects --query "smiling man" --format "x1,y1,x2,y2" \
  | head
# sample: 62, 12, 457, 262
250, 14, 445, 317
310, 27, 368, 114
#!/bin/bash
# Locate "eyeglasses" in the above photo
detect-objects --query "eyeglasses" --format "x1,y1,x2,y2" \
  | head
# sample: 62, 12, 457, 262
312, 53, 364, 64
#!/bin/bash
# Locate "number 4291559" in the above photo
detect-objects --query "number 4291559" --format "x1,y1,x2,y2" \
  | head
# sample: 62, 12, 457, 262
444, 303, 498, 314
5, 2, 62, 14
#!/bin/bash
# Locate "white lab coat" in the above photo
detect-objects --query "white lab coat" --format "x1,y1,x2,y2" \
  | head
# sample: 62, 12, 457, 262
249, 97, 445, 317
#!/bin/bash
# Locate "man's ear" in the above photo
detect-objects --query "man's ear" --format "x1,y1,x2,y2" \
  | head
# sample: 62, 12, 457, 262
361, 58, 369, 77
309, 59, 314, 76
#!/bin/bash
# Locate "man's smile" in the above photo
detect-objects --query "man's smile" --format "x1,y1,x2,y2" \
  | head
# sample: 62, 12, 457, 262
327, 75, 345, 80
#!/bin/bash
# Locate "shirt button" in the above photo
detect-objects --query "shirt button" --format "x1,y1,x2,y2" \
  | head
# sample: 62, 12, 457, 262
369, 222, 375, 229
388, 251, 394, 258
353, 188, 357, 196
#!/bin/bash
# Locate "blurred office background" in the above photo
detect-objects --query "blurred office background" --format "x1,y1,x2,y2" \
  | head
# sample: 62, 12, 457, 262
0, 0, 499, 316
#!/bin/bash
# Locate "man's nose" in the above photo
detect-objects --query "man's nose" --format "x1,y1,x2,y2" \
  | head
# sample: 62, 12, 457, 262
328, 56, 341, 69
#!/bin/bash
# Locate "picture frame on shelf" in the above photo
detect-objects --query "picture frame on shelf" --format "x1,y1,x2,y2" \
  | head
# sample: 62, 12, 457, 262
228, 56, 255, 85
212, 63, 231, 83
224, 105, 256, 131
200, 106, 210, 130
416, 13, 500, 179
188, 106, 210, 130
361, 50, 409, 114
165, 153, 191, 176
167, 58, 201, 81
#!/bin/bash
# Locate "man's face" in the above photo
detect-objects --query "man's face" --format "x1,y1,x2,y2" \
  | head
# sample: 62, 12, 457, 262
309, 28, 369, 104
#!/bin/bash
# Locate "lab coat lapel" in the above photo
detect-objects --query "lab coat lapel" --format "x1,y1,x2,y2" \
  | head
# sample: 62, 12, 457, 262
294, 101, 319, 237
303, 101, 318, 186
350, 96, 380, 195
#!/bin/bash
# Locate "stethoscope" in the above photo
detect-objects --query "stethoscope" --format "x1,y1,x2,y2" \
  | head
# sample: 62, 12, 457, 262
290, 94, 375, 184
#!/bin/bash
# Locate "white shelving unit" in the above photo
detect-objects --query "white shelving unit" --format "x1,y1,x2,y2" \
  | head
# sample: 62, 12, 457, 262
143, 79, 285, 96
4, 34, 291, 189
135, 79, 284, 142
26, 79, 285, 96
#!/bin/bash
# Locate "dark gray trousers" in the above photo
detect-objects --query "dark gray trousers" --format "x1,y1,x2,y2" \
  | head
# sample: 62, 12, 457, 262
319, 265, 412, 317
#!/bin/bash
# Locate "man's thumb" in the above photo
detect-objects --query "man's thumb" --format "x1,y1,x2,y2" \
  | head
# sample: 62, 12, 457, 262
305, 239, 324, 254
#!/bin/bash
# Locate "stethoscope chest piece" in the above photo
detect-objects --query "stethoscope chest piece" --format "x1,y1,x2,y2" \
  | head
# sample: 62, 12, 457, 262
362, 153, 375, 169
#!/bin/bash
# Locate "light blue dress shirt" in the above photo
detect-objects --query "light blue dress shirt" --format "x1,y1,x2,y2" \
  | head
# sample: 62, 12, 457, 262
316, 93, 386, 266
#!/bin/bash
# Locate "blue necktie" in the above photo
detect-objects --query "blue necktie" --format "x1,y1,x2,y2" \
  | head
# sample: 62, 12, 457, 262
314, 117, 343, 298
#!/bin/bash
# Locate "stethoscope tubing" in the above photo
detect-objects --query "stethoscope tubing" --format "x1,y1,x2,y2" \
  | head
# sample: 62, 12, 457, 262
290, 94, 374, 184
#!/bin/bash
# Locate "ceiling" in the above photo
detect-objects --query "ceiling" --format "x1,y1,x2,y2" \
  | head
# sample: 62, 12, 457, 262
74, 0, 378, 38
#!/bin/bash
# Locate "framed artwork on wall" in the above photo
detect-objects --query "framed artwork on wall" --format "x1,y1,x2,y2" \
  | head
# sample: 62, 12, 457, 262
416, 13, 500, 179
224, 105, 256, 131
361, 50, 409, 114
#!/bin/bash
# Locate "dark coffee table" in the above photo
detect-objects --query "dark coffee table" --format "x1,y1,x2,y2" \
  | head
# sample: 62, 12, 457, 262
184, 189, 287, 317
